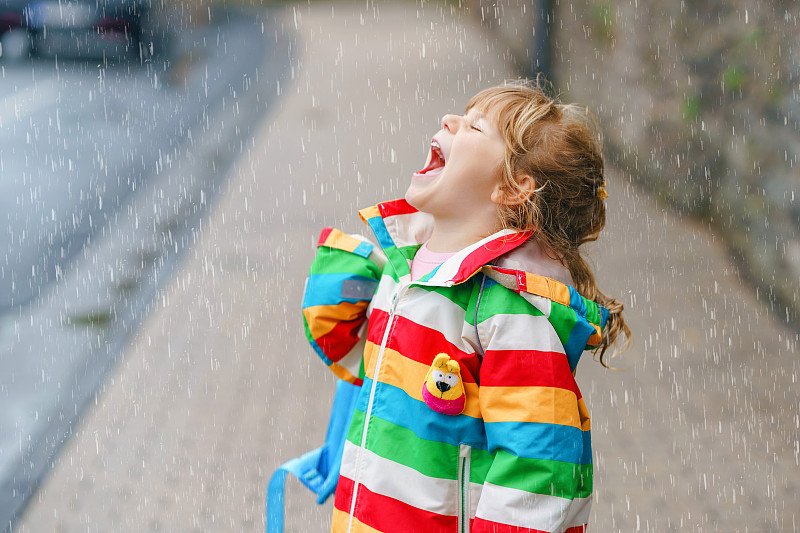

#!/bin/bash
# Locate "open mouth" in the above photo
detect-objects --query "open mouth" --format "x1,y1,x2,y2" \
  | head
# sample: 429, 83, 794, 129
416, 139, 445, 175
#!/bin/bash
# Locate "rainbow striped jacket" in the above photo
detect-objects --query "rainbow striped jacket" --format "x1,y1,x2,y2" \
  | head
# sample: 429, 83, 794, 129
302, 199, 609, 533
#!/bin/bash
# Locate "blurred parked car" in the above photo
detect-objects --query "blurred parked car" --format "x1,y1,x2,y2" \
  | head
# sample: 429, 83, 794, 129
0, 0, 26, 32
0, 0, 31, 59
0, 0, 170, 61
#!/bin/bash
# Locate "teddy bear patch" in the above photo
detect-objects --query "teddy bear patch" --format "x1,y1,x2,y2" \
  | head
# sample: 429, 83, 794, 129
422, 353, 466, 415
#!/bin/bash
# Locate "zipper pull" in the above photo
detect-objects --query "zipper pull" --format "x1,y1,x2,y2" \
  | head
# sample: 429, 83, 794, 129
389, 292, 399, 315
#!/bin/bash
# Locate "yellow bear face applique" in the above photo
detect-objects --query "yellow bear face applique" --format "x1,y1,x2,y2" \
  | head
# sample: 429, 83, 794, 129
422, 353, 466, 415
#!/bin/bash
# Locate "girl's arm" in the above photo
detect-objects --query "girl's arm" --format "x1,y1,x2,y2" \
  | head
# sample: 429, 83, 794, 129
473, 291, 592, 533
302, 228, 385, 385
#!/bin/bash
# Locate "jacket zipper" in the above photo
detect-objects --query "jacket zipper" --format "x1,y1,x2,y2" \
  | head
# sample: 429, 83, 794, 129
347, 290, 401, 532
458, 444, 472, 533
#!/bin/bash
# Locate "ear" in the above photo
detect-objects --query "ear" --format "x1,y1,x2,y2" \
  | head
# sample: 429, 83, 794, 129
491, 175, 536, 206
432, 353, 450, 367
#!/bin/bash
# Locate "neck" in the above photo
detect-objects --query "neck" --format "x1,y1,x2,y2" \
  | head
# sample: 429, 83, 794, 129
426, 213, 500, 253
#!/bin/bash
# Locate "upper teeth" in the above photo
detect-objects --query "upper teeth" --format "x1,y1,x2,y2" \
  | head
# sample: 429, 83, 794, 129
431, 139, 443, 158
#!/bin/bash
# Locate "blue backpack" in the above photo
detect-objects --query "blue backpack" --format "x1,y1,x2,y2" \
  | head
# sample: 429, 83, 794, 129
265, 380, 360, 533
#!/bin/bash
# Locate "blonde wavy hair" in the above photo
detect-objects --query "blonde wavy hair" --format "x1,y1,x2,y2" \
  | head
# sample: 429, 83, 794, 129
467, 79, 631, 366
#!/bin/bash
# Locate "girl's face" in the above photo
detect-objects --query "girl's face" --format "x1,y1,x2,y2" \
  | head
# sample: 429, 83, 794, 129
405, 108, 506, 221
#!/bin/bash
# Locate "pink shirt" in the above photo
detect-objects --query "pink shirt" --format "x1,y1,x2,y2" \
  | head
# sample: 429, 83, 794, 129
411, 242, 456, 281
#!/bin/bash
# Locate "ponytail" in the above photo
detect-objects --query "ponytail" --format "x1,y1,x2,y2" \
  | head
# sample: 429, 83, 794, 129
566, 254, 631, 367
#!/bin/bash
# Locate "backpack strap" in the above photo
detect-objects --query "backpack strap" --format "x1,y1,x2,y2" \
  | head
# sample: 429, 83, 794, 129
266, 380, 360, 533
266, 448, 325, 533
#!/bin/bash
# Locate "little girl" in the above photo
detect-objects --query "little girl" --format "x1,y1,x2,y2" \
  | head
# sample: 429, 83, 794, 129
302, 80, 630, 533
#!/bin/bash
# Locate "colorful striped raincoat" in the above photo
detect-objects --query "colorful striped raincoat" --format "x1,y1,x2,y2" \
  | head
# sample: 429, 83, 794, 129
302, 199, 609, 533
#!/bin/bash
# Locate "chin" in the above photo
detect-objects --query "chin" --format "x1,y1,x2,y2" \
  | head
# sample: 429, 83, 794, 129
404, 188, 423, 211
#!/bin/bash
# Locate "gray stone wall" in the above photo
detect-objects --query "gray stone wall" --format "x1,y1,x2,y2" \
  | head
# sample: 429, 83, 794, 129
479, 0, 800, 324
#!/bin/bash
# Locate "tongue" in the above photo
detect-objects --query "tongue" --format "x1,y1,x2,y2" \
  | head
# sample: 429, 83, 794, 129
419, 150, 444, 174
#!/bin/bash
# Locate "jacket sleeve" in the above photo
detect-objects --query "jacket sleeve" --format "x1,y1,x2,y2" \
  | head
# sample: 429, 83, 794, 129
472, 290, 592, 533
302, 227, 385, 385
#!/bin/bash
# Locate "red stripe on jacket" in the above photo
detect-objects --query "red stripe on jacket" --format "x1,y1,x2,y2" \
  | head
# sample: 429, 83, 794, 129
450, 232, 531, 284
314, 319, 366, 362
377, 199, 418, 218
366, 309, 481, 384
480, 349, 581, 396
335, 475, 459, 533
317, 226, 334, 245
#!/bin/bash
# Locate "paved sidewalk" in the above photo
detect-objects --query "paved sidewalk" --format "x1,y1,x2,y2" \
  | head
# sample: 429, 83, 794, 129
16, 2, 798, 532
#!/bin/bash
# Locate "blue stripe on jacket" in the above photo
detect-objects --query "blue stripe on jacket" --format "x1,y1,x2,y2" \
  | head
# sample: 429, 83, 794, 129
357, 378, 591, 464
303, 273, 378, 308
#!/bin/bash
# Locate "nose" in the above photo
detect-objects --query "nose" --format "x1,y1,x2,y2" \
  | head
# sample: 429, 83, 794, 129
436, 380, 451, 393
441, 114, 461, 132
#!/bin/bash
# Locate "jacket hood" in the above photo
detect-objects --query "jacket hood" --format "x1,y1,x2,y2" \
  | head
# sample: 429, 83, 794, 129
358, 199, 571, 286
359, 199, 608, 359
493, 236, 573, 286
359, 199, 532, 285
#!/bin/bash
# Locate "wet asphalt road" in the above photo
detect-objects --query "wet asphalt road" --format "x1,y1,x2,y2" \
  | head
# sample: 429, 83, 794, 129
0, 7, 292, 528
1, 57, 183, 311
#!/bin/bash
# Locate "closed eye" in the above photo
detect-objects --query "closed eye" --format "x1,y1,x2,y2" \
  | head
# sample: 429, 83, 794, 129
470, 124, 482, 132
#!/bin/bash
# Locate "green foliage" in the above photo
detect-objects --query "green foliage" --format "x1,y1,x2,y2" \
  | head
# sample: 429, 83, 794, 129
767, 82, 783, 104
69, 311, 113, 328
591, 2, 614, 44
742, 28, 763, 46
681, 93, 702, 122
721, 66, 746, 92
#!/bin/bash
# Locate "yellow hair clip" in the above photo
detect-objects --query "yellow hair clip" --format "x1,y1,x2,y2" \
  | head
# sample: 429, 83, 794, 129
596, 181, 609, 200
